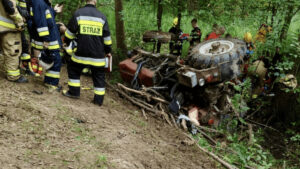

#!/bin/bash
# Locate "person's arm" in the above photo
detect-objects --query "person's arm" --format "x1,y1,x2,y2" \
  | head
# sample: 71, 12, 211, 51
198, 28, 202, 40
103, 18, 112, 54
32, 1, 50, 42
64, 14, 78, 45
2, 0, 24, 29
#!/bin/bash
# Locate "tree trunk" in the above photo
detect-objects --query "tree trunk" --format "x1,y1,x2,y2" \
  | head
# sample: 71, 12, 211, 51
271, 6, 277, 27
115, 0, 127, 60
177, 0, 183, 30
279, 2, 294, 41
156, 0, 163, 53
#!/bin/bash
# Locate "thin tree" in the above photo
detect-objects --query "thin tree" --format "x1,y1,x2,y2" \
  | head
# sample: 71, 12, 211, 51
177, 0, 183, 30
115, 0, 127, 60
156, 0, 163, 53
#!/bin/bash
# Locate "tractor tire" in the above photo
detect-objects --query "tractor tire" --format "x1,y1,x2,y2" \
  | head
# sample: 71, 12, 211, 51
143, 31, 172, 43
188, 38, 247, 81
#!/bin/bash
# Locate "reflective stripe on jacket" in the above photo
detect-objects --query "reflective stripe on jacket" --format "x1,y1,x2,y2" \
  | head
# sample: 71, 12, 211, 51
0, 0, 23, 33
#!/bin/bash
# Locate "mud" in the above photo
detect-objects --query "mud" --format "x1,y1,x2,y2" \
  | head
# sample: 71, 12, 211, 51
0, 66, 217, 169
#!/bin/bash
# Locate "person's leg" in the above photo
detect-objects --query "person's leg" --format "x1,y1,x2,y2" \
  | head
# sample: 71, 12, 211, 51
44, 50, 61, 86
65, 61, 84, 97
1, 32, 23, 81
20, 32, 31, 61
91, 67, 106, 106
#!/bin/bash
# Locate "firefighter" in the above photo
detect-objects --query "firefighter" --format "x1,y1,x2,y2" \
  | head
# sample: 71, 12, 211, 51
30, 0, 63, 90
0, 0, 28, 83
244, 32, 255, 60
190, 18, 202, 47
169, 17, 183, 56
62, 0, 112, 106
255, 24, 272, 43
16, 0, 39, 75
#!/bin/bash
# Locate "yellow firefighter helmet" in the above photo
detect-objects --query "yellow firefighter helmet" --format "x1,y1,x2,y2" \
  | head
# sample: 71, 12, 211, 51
244, 32, 252, 43
173, 17, 178, 26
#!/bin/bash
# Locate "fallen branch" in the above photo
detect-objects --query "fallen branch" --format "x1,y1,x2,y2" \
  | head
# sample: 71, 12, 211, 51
170, 114, 178, 128
141, 109, 148, 120
115, 88, 157, 115
115, 88, 171, 125
197, 129, 217, 146
133, 97, 154, 108
118, 83, 169, 104
184, 133, 238, 169
141, 86, 165, 98
159, 103, 172, 126
196, 126, 224, 135
245, 119, 280, 133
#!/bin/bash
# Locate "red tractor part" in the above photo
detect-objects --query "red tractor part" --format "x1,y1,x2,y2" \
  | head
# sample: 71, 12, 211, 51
119, 58, 154, 87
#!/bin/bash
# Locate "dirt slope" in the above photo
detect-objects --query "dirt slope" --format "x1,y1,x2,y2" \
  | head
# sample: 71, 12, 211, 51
0, 66, 217, 169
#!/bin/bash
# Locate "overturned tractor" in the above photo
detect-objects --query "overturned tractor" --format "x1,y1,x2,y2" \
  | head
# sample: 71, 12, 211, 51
118, 31, 247, 132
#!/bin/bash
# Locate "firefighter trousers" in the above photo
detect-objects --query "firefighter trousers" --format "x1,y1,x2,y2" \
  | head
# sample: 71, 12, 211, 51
67, 61, 106, 106
0, 32, 22, 81
44, 50, 61, 86
20, 31, 31, 61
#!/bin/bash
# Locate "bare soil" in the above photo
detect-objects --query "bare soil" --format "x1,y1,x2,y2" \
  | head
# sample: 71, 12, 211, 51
0, 66, 217, 169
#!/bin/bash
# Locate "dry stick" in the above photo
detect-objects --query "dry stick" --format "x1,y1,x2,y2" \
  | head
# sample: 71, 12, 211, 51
133, 97, 154, 108
246, 104, 263, 119
159, 103, 172, 126
226, 95, 239, 117
142, 86, 165, 99
245, 119, 280, 133
141, 109, 148, 120
116, 88, 172, 126
170, 114, 179, 129
118, 83, 169, 104
115, 88, 157, 115
248, 124, 253, 145
196, 126, 224, 135
197, 129, 217, 146
184, 133, 238, 169
112, 83, 171, 125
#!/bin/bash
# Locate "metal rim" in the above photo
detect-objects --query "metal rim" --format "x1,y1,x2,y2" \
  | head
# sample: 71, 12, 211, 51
199, 40, 234, 56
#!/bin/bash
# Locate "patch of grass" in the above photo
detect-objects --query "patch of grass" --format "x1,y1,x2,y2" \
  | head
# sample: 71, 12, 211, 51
193, 128, 277, 169
50, 150, 59, 155
86, 154, 109, 169
23, 150, 33, 163
138, 121, 146, 127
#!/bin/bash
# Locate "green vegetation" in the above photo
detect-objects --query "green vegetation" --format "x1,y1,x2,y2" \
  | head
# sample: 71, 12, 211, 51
51, 0, 300, 168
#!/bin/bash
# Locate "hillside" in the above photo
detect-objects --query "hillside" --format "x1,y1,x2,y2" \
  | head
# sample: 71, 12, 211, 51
0, 66, 216, 169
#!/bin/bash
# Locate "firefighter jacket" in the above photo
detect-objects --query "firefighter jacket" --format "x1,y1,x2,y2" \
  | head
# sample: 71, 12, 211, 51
0, 0, 24, 33
30, 0, 61, 50
190, 27, 201, 46
65, 4, 112, 67
168, 26, 183, 55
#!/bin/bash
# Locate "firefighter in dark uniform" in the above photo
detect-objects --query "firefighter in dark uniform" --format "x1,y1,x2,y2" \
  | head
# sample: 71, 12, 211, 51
63, 0, 112, 106
169, 17, 183, 56
31, 0, 63, 89
190, 18, 202, 47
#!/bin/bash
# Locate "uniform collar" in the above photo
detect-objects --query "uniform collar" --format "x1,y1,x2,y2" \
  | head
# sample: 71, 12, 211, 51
85, 4, 96, 8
